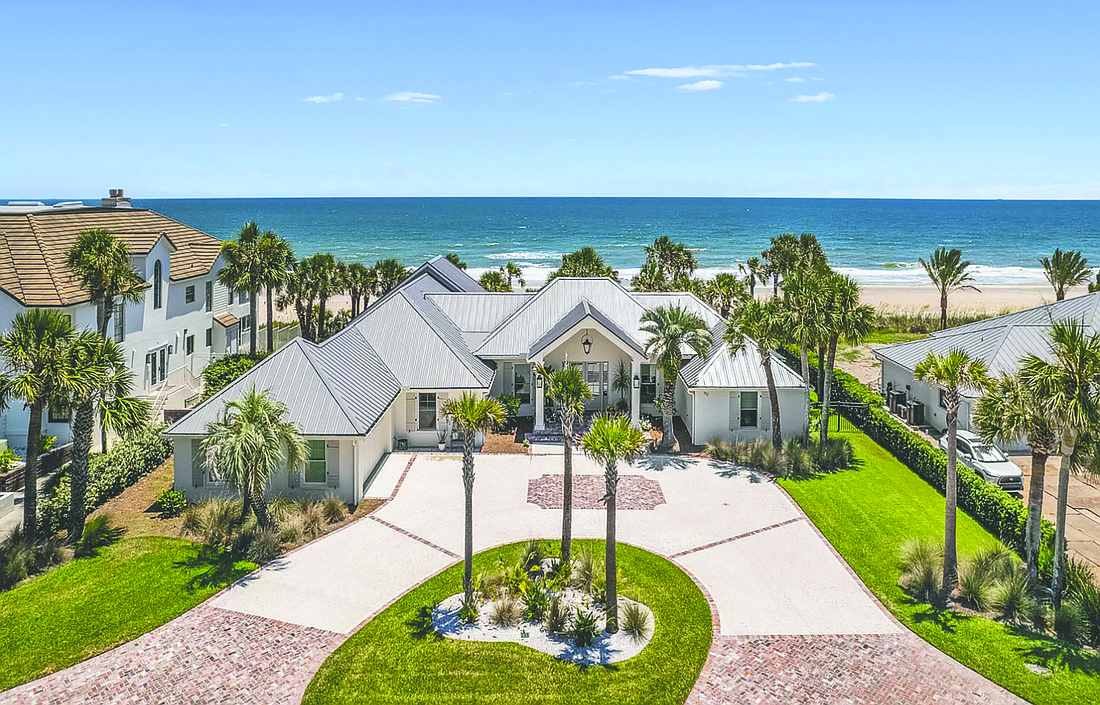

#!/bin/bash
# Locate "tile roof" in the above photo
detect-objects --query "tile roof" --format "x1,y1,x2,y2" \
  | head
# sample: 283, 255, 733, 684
0, 207, 224, 307
213, 312, 239, 327
680, 321, 805, 389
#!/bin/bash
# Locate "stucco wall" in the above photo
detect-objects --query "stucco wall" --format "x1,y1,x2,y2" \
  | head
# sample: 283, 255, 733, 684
687, 387, 807, 444
881, 359, 973, 432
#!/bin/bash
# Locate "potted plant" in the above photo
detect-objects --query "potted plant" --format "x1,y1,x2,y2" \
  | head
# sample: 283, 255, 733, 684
437, 424, 448, 451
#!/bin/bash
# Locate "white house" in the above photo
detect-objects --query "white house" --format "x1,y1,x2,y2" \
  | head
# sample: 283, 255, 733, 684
165, 257, 808, 505
874, 292, 1100, 446
0, 192, 253, 453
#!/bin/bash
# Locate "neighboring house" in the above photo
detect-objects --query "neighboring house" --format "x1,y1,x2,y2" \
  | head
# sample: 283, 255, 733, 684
0, 192, 252, 453
874, 293, 1100, 448
166, 256, 808, 505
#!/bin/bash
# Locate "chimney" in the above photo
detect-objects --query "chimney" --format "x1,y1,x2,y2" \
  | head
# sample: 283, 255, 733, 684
101, 188, 132, 208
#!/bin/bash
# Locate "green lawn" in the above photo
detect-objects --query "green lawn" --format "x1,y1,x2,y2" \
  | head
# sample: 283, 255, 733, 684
780, 432, 1100, 705
304, 540, 712, 705
0, 536, 255, 691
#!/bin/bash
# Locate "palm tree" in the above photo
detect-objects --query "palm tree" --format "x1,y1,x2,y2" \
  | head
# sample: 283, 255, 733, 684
763, 233, 827, 296
218, 221, 265, 353
504, 262, 525, 290
442, 393, 507, 603
581, 413, 646, 633
640, 305, 713, 451
725, 298, 789, 448
919, 247, 978, 331
65, 229, 144, 339
1020, 320, 1100, 606
277, 258, 319, 342
536, 364, 591, 565
444, 253, 467, 270
974, 373, 1057, 582
782, 271, 829, 443
706, 273, 746, 318
739, 256, 765, 298
342, 262, 372, 318
63, 334, 149, 540
478, 270, 512, 292
373, 258, 411, 296
914, 349, 992, 596
1040, 249, 1091, 302
306, 254, 343, 341
0, 310, 83, 538
548, 247, 618, 281
820, 274, 874, 443
644, 236, 698, 282
255, 231, 295, 352
202, 386, 307, 529
631, 261, 668, 292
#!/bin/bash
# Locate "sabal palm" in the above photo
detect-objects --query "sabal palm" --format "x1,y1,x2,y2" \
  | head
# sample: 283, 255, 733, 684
640, 305, 712, 450
644, 236, 698, 281
707, 273, 746, 318
218, 221, 265, 353
373, 258, 411, 296
277, 258, 319, 342
202, 386, 307, 529
478, 270, 512, 292
782, 271, 830, 443
504, 262, 525, 290
974, 373, 1057, 582
1019, 320, 1100, 606
919, 247, 978, 331
536, 364, 591, 565
820, 274, 874, 443
1040, 249, 1091, 302
63, 334, 149, 540
0, 310, 84, 538
548, 247, 618, 281
344, 262, 373, 317
915, 349, 992, 595
725, 298, 789, 448
442, 393, 506, 603
580, 413, 646, 633
763, 233, 827, 295
739, 256, 765, 298
303, 253, 342, 341
65, 229, 144, 339
255, 231, 295, 352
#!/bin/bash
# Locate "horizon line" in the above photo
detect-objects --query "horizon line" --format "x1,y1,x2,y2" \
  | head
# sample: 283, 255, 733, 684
16, 194, 1100, 202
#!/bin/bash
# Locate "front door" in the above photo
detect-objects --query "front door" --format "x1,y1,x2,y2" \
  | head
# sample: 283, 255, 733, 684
513, 364, 530, 404
583, 362, 608, 410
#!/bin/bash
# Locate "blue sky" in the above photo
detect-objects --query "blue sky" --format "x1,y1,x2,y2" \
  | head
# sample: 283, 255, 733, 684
2, 1, 1098, 199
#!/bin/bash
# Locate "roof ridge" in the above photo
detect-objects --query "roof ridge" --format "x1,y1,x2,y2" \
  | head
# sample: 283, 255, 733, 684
293, 338, 366, 433
403, 292, 493, 385
931, 292, 1100, 337
472, 276, 563, 354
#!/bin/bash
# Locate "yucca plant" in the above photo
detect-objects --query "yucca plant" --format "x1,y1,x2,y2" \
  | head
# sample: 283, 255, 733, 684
621, 599, 652, 642
546, 595, 569, 634
569, 609, 602, 648
991, 571, 1032, 623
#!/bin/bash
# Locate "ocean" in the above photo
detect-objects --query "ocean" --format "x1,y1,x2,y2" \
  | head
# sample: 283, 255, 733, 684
124, 197, 1100, 286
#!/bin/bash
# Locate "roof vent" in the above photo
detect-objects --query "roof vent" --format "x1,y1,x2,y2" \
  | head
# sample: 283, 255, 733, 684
101, 188, 132, 208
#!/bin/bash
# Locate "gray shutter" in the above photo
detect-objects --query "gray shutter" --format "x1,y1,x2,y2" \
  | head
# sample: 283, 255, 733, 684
729, 392, 739, 431
406, 393, 418, 431
326, 442, 340, 488
191, 439, 205, 487
760, 393, 771, 432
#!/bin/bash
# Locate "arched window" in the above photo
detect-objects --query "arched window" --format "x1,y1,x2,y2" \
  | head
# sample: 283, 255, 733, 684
153, 260, 163, 309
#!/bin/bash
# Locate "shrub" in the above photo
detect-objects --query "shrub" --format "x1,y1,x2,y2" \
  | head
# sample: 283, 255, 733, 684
246, 528, 282, 563
299, 502, 325, 539
969, 544, 1020, 583
521, 539, 547, 572
269, 496, 299, 525
546, 595, 569, 634
569, 609, 602, 647
747, 440, 786, 476
505, 562, 532, 597
901, 559, 942, 604
278, 515, 306, 544
900, 538, 943, 573
321, 494, 349, 524
181, 498, 240, 548
74, 515, 125, 558
523, 579, 551, 622
621, 599, 651, 642
37, 426, 172, 537
783, 346, 1052, 553
476, 568, 508, 601
991, 572, 1032, 623
0, 527, 71, 591
571, 549, 601, 594
0, 448, 21, 474
156, 489, 187, 519
783, 439, 815, 479
1063, 557, 1096, 601
201, 352, 269, 401
459, 593, 480, 624
809, 437, 855, 473
1055, 601, 1087, 644
490, 594, 521, 627
1029, 598, 1052, 633
957, 562, 996, 611
1075, 581, 1100, 646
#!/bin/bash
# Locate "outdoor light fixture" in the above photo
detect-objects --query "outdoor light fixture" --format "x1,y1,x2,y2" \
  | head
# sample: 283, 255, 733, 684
633, 375, 640, 389
536, 375, 543, 389
582, 333, 592, 355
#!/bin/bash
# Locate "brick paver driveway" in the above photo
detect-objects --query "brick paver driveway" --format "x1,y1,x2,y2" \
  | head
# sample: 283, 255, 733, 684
3, 453, 1025, 704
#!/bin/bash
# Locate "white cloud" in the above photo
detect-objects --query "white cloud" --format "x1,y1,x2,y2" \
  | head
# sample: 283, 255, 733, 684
218, 123, 230, 128
384, 91, 442, 104
302, 92, 343, 103
812, 77, 827, 81
678, 80, 725, 92
624, 61, 813, 79
354, 96, 369, 102
790, 92, 836, 103
784, 77, 806, 83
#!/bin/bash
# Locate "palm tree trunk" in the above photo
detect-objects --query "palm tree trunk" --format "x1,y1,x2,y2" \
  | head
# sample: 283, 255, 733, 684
816, 344, 826, 399
1056, 286, 1065, 302
23, 402, 43, 539
661, 370, 676, 451
266, 288, 275, 352
1053, 430, 1076, 608
561, 415, 574, 565
249, 289, 259, 353
762, 355, 782, 449
97, 300, 110, 339
940, 294, 948, 331
799, 346, 811, 445
462, 432, 475, 602
821, 338, 838, 444
1025, 447, 1048, 584
69, 401, 95, 541
318, 296, 328, 341
944, 408, 959, 596
605, 466, 618, 634
251, 483, 274, 530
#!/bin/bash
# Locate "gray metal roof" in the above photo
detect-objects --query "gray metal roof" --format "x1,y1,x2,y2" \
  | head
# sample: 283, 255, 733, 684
631, 292, 723, 327
307, 329, 402, 433
928, 292, 1100, 338
680, 321, 804, 389
528, 300, 647, 359
425, 292, 533, 332
424, 255, 485, 293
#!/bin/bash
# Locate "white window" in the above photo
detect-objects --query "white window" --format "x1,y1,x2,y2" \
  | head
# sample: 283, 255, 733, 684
185, 285, 195, 304
238, 289, 249, 305
740, 391, 759, 428
205, 327, 213, 348
113, 302, 125, 343
419, 393, 437, 430
240, 314, 252, 332
205, 281, 213, 312
305, 440, 327, 484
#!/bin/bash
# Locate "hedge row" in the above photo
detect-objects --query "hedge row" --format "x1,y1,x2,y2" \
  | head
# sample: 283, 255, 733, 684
787, 347, 1053, 551
201, 352, 269, 401
38, 426, 173, 536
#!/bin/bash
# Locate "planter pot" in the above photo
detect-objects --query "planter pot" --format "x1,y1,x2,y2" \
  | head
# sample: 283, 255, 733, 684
437, 442, 446, 451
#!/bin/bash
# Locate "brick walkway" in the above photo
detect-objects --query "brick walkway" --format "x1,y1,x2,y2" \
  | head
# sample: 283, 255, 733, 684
688, 634, 1026, 704
526, 473, 667, 510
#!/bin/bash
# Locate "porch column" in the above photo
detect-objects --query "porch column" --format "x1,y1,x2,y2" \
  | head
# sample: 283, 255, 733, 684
534, 367, 546, 431
630, 358, 641, 427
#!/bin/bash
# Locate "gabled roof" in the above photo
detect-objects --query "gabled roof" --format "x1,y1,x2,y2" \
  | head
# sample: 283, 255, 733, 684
423, 255, 483, 292
680, 322, 804, 389
528, 300, 647, 358
631, 292, 723, 328
425, 292, 533, 332
0, 207, 224, 307
927, 292, 1100, 338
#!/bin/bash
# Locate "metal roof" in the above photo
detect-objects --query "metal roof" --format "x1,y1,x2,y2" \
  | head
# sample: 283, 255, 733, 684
928, 292, 1100, 338
425, 292, 533, 332
680, 321, 804, 389
631, 292, 723, 327
307, 329, 402, 433
528, 300, 647, 358
423, 255, 485, 292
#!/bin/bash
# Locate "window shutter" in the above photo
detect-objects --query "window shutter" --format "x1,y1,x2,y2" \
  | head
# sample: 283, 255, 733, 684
326, 442, 340, 488
191, 439, 205, 487
729, 392, 739, 430
760, 393, 771, 432
406, 393, 418, 431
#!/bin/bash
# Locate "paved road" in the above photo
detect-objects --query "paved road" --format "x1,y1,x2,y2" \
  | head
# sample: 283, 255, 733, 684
4, 452, 1024, 704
